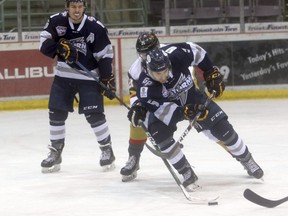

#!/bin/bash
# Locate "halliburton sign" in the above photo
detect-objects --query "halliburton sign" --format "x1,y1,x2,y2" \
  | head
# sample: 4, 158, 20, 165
0, 50, 55, 98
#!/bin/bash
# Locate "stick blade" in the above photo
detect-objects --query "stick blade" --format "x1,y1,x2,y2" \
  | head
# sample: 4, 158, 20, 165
244, 189, 281, 208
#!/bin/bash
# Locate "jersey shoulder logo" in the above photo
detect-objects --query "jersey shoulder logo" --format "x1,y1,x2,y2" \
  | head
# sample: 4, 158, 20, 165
56, 26, 67, 36
140, 87, 148, 98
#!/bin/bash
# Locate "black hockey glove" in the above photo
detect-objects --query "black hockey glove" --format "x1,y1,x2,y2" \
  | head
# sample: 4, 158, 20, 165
183, 103, 208, 121
204, 67, 225, 98
57, 38, 78, 64
127, 104, 147, 127
101, 75, 116, 100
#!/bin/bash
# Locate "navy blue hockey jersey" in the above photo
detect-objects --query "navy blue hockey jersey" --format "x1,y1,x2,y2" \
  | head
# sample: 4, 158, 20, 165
39, 11, 113, 81
137, 44, 212, 126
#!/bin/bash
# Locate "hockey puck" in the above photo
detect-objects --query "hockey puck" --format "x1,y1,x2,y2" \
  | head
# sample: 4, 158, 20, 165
208, 201, 218, 206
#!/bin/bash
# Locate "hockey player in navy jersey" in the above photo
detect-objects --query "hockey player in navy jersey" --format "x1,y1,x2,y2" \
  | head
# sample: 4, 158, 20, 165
39, 0, 116, 173
121, 32, 212, 182
127, 47, 264, 189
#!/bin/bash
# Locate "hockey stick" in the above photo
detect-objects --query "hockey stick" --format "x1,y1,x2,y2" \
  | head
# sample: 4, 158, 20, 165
76, 62, 218, 205
76, 61, 130, 110
244, 188, 288, 208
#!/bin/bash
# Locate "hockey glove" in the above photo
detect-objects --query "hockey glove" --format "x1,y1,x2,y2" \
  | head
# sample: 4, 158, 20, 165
127, 105, 147, 127
57, 38, 78, 64
183, 103, 208, 121
101, 75, 116, 100
204, 67, 225, 98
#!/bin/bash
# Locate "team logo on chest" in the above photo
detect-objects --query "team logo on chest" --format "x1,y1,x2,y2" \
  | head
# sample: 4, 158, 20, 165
167, 74, 193, 100
70, 37, 87, 55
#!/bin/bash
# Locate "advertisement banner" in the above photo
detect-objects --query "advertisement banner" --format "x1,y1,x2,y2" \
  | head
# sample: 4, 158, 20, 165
245, 22, 288, 33
0, 33, 18, 43
2, 22, 288, 43
198, 39, 288, 86
0, 50, 55, 97
170, 24, 240, 35
1, 38, 288, 99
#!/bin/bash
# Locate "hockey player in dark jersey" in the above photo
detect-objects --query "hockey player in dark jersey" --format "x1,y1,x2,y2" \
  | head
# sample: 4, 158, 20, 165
39, 0, 116, 173
127, 47, 264, 188
121, 32, 209, 182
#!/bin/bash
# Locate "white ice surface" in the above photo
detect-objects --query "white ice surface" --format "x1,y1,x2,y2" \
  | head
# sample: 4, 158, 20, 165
0, 99, 288, 216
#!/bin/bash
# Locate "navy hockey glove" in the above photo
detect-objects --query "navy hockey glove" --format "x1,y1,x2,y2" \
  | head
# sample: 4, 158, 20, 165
204, 67, 225, 98
127, 105, 147, 127
183, 103, 208, 121
101, 75, 116, 100
57, 38, 78, 64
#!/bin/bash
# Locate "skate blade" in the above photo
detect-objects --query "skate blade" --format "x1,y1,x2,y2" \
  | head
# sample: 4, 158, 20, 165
41, 164, 61, 173
122, 171, 137, 182
101, 162, 116, 172
185, 183, 202, 192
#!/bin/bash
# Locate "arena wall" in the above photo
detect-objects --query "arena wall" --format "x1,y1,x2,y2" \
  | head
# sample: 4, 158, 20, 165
1, 23, 288, 110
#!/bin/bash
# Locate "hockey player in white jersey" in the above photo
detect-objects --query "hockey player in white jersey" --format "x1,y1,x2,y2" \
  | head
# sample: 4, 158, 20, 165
39, 0, 116, 173
120, 32, 158, 181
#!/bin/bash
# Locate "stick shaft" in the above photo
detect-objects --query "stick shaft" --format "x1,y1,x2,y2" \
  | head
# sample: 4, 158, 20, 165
76, 61, 130, 110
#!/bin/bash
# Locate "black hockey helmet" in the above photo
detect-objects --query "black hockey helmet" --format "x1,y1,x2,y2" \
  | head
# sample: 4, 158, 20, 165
136, 32, 160, 55
65, 0, 87, 7
146, 48, 170, 83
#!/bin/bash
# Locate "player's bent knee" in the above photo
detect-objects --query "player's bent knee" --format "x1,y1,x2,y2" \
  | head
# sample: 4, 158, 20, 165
85, 112, 106, 126
210, 119, 238, 145
148, 121, 174, 144
49, 109, 68, 125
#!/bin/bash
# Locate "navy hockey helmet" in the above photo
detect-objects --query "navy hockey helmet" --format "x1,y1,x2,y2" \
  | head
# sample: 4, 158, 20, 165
146, 48, 170, 83
65, 0, 87, 7
136, 32, 160, 57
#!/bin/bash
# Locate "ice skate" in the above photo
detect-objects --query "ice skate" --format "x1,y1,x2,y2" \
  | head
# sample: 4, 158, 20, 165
100, 145, 115, 171
120, 155, 140, 182
182, 167, 200, 192
41, 145, 62, 173
238, 152, 264, 179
